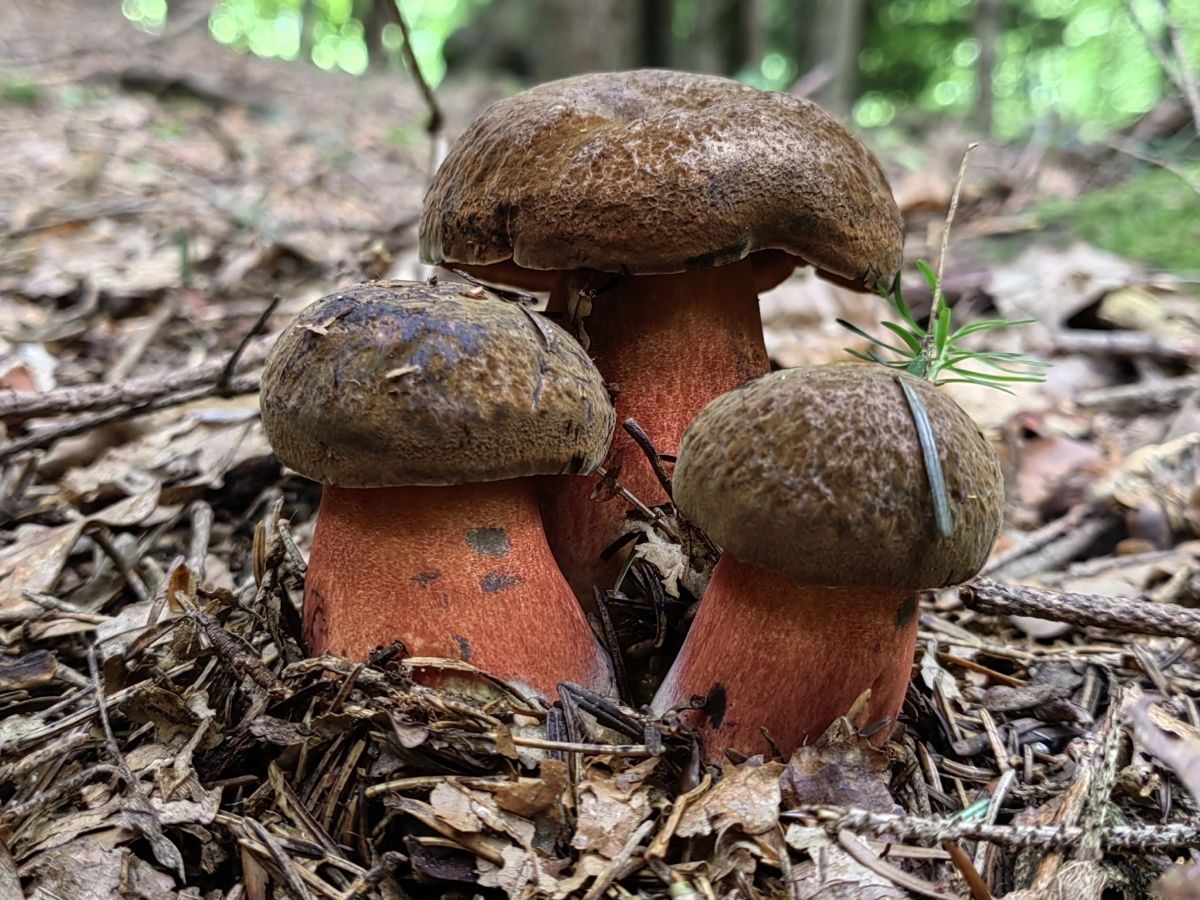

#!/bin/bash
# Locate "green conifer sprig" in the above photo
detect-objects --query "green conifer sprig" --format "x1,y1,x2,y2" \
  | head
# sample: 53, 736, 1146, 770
838, 261, 1050, 394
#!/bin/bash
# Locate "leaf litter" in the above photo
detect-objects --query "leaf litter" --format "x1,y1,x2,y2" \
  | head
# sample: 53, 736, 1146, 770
3, 8, 1200, 899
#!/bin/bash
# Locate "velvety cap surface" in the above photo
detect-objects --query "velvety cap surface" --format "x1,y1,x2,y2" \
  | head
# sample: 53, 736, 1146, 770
260, 281, 615, 486
673, 363, 1003, 589
420, 69, 903, 291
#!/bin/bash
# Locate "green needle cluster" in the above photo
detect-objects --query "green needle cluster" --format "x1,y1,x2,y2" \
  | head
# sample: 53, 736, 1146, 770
839, 261, 1049, 394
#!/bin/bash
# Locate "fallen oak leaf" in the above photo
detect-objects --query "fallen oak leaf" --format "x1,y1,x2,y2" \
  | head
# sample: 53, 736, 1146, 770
675, 760, 785, 839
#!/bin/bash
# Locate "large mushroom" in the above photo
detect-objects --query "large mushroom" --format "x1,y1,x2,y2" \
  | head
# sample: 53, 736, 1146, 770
259, 280, 616, 700
652, 363, 1004, 761
419, 69, 903, 598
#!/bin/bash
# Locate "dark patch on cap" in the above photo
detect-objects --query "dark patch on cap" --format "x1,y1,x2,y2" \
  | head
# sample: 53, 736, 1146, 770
454, 635, 472, 661
894, 594, 918, 629
704, 683, 728, 729
685, 238, 749, 271
466, 527, 511, 557
413, 570, 441, 587
481, 572, 523, 594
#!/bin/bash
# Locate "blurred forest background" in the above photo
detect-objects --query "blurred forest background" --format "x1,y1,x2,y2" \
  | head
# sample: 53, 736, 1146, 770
106, 0, 1200, 275
120, 0, 1200, 141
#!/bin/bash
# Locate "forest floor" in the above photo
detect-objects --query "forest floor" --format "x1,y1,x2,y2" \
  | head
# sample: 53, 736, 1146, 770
3, 4, 1200, 899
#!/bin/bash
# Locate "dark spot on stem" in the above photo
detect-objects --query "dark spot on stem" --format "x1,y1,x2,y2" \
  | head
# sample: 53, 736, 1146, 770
454, 636, 472, 661
413, 570, 441, 587
704, 683, 728, 729
481, 572, 522, 594
466, 527, 511, 556
895, 594, 918, 629
306, 586, 328, 651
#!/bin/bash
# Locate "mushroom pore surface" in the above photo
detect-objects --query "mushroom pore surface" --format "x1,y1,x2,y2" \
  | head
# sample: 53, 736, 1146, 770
420, 69, 903, 290
673, 363, 1004, 589
260, 281, 615, 487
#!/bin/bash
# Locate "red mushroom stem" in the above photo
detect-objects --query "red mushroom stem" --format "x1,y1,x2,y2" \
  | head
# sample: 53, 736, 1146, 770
541, 257, 770, 597
305, 480, 613, 700
651, 554, 919, 760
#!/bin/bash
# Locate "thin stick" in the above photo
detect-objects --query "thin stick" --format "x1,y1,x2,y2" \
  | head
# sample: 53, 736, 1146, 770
218, 294, 279, 396
783, 805, 1200, 850
0, 340, 271, 422
1124, 0, 1200, 136
1163, 3, 1200, 137
961, 578, 1200, 641
0, 374, 260, 463
623, 418, 674, 500
385, 1, 444, 148
836, 830, 960, 900
920, 142, 978, 362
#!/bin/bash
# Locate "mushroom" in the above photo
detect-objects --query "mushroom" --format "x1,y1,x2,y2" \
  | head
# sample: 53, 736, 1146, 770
259, 280, 616, 700
419, 69, 904, 598
651, 362, 1004, 761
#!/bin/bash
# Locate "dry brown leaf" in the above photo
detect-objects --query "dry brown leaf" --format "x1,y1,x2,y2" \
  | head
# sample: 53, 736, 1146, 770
785, 825, 907, 899
1128, 694, 1200, 801
430, 782, 486, 834
476, 843, 559, 899
572, 760, 655, 858
1155, 864, 1200, 899
493, 758, 569, 821
0, 648, 57, 690
20, 838, 180, 900
1095, 433, 1200, 535
987, 241, 1138, 326
675, 760, 785, 839
1005, 860, 1111, 900
782, 726, 899, 814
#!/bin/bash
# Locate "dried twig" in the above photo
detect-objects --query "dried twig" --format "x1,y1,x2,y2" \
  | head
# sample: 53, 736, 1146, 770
623, 418, 674, 500
837, 829, 966, 899
1124, 0, 1200, 136
961, 578, 1200, 641
1076, 373, 1200, 414
921, 142, 977, 361
217, 294, 280, 396
786, 805, 1200, 850
383, 0, 444, 173
0, 373, 261, 463
1048, 329, 1200, 362
0, 341, 270, 423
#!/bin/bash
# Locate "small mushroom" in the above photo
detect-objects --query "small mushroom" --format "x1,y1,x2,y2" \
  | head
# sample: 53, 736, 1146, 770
420, 69, 903, 598
652, 363, 1004, 760
259, 281, 616, 700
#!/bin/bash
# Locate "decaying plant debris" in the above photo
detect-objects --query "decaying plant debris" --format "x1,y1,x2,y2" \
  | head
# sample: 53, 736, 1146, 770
4, 8, 1200, 899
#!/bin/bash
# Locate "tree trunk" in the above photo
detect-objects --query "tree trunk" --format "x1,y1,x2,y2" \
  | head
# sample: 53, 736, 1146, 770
536, 0, 638, 80
974, 0, 1001, 136
641, 0, 672, 68
810, 0, 866, 115
359, 0, 392, 70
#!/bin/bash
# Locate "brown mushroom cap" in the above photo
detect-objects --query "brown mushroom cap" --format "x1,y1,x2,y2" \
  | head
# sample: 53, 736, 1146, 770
420, 69, 903, 291
260, 281, 615, 487
673, 362, 1004, 588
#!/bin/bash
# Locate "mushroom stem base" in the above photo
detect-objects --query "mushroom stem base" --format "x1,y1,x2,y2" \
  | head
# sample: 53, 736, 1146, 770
542, 258, 770, 600
304, 481, 614, 701
651, 554, 919, 761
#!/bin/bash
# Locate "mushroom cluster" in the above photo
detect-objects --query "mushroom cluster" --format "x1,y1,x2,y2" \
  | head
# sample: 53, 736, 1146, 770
256, 69, 1005, 762
419, 68, 904, 598
653, 364, 1005, 760
260, 281, 616, 701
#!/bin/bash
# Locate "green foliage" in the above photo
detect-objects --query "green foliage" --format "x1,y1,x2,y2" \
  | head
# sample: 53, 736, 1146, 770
1, 79, 41, 105
857, 0, 1200, 138
838, 262, 1050, 392
1038, 165, 1200, 274
121, 0, 485, 79
119, 0, 1198, 142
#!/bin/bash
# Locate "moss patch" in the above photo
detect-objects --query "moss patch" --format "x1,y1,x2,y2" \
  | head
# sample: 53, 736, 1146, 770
1037, 166, 1200, 274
